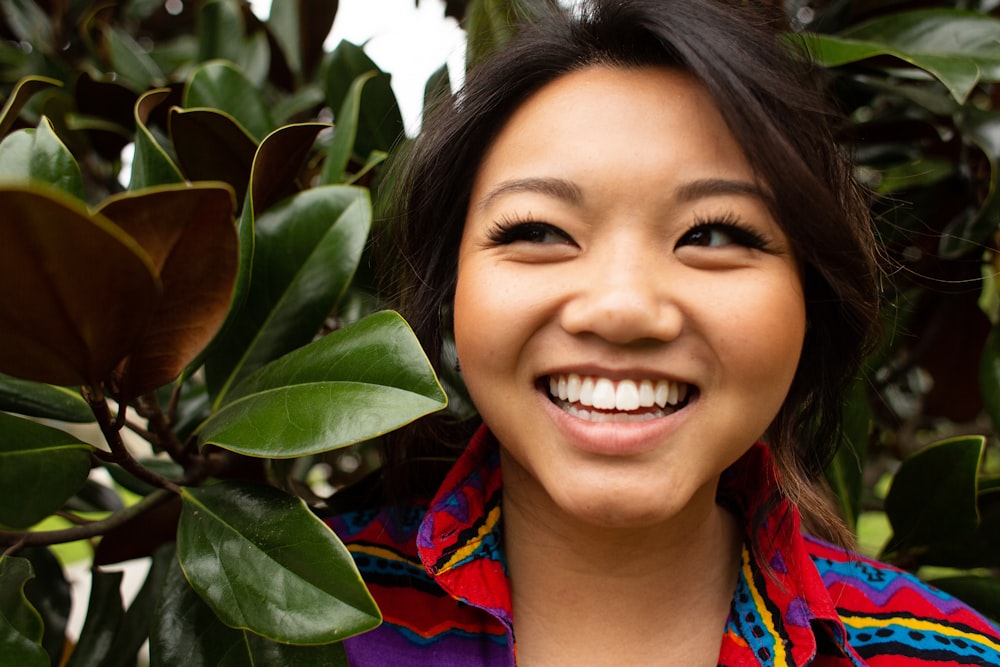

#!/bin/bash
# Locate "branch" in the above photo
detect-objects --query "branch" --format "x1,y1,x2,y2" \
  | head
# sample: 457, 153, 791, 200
82, 385, 181, 494
136, 391, 188, 462
0, 489, 173, 551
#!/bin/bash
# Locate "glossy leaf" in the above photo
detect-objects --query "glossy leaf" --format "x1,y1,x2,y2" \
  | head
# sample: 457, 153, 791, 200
206, 186, 372, 402
169, 107, 257, 203
196, 0, 245, 65
268, 0, 337, 81
0, 76, 61, 138
98, 184, 238, 398
130, 89, 184, 189
201, 310, 447, 457
104, 26, 165, 91
185, 60, 275, 141
0, 373, 93, 422
322, 70, 376, 185
0, 412, 92, 529
913, 486, 1000, 569
941, 109, 1000, 258
0, 117, 85, 200
103, 544, 173, 667
21, 547, 71, 665
151, 552, 350, 665
883, 436, 984, 558
825, 376, 870, 530
66, 569, 125, 667
177, 481, 380, 645
981, 326, 1000, 434
325, 41, 404, 159
0, 557, 47, 667
0, 186, 160, 386
801, 9, 1000, 103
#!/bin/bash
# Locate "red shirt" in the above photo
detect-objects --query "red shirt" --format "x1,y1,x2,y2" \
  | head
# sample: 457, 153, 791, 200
328, 427, 1000, 666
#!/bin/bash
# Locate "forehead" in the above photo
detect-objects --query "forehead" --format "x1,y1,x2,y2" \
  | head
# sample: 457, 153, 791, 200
471, 65, 760, 208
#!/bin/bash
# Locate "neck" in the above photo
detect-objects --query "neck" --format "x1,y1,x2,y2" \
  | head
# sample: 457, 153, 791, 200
502, 461, 743, 666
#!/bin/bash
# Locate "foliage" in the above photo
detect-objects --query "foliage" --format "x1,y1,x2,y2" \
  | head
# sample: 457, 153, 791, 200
0, 0, 447, 663
2, 0, 1000, 663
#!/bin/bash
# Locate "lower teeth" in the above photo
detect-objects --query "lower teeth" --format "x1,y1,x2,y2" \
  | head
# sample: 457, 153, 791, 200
560, 400, 668, 423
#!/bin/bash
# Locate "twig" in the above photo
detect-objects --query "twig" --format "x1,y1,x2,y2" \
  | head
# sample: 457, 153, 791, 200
136, 391, 187, 462
82, 385, 182, 494
0, 490, 172, 552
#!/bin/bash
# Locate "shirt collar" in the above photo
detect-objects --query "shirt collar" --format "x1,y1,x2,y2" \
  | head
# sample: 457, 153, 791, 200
417, 426, 855, 662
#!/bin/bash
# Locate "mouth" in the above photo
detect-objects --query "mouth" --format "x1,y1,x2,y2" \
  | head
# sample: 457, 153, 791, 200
543, 373, 695, 423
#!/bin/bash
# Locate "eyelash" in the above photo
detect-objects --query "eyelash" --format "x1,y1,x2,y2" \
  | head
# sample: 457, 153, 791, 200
484, 215, 574, 246
680, 212, 770, 251
483, 212, 770, 251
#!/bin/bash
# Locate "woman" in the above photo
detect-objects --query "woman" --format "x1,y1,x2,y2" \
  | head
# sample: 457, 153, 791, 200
328, 0, 1000, 664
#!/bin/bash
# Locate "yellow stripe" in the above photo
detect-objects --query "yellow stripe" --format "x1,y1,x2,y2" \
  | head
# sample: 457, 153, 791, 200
842, 615, 1000, 653
742, 545, 790, 666
348, 543, 418, 565
439, 504, 502, 573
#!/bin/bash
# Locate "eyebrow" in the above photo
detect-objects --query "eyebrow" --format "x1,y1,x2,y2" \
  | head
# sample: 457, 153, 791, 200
475, 175, 774, 210
475, 177, 583, 210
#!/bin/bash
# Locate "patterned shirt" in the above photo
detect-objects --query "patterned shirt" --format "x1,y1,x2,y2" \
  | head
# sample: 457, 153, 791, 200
328, 428, 1000, 666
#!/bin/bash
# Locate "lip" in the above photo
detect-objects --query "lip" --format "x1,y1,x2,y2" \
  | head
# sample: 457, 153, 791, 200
534, 372, 697, 457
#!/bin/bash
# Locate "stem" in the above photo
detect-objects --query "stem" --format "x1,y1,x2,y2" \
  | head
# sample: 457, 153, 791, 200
82, 385, 181, 494
0, 490, 172, 552
136, 391, 187, 462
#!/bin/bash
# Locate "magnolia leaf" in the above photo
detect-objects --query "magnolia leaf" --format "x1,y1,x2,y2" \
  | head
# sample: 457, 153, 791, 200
267, 0, 337, 80
0, 76, 61, 138
20, 547, 71, 665
196, 0, 246, 65
941, 109, 1000, 258
103, 25, 164, 91
981, 325, 1000, 434
0, 412, 92, 529
177, 482, 380, 645
185, 60, 275, 141
152, 553, 351, 665
130, 88, 184, 189
169, 107, 257, 203
0, 557, 47, 667
206, 186, 372, 403
0, 117, 85, 200
801, 9, 1000, 104
325, 41, 403, 159
0, 373, 93, 422
824, 376, 870, 530
0, 186, 160, 386
66, 569, 125, 667
97, 184, 238, 398
201, 311, 447, 457
928, 575, 1000, 622
883, 436, 984, 558
322, 70, 376, 185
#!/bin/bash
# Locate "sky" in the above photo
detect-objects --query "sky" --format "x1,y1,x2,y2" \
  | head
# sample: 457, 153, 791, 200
249, 0, 467, 134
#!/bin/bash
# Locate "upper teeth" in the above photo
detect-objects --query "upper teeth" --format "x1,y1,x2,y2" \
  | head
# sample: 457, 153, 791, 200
547, 374, 688, 411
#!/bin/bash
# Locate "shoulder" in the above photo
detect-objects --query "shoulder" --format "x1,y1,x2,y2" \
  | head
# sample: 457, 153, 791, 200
804, 535, 1000, 665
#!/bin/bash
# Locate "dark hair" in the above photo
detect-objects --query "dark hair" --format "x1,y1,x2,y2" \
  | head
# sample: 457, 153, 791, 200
381, 0, 880, 543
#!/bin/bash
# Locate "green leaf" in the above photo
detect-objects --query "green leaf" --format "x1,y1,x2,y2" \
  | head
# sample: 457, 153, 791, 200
103, 544, 174, 667
104, 26, 166, 91
206, 186, 372, 403
322, 70, 377, 185
325, 41, 404, 159
801, 9, 1000, 103
196, 0, 246, 65
0, 373, 93, 422
21, 547, 71, 666
0, 412, 92, 529
0, 557, 47, 667
130, 89, 184, 189
66, 569, 125, 667
0, 76, 61, 139
185, 60, 275, 141
151, 552, 351, 665
177, 481, 380, 645
981, 325, 1000, 434
268, 0, 337, 81
825, 376, 870, 530
914, 486, 1000, 569
876, 157, 953, 195
941, 109, 1000, 258
927, 575, 1000, 623
200, 310, 447, 457
883, 436, 984, 558
0, 117, 85, 200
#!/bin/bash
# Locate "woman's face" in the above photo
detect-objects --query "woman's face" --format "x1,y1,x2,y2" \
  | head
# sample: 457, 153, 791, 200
453, 66, 806, 529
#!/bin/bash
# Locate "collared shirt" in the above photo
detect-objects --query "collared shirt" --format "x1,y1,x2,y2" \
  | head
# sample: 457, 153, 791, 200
328, 428, 1000, 666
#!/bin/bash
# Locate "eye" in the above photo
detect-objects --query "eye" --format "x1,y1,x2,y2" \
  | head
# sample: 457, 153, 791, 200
486, 219, 575, 246
676, 216, 769, 251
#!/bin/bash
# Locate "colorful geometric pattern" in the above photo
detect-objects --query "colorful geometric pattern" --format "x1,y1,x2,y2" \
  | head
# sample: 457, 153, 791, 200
327, 428, 1000, 666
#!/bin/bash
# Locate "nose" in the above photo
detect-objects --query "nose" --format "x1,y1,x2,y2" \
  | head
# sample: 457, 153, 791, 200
559, 246, 683, 345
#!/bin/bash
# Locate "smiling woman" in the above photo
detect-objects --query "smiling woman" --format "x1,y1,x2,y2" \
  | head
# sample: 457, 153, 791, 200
323, 0, 1000, 665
